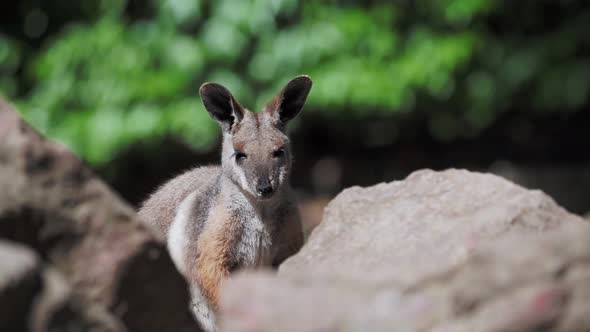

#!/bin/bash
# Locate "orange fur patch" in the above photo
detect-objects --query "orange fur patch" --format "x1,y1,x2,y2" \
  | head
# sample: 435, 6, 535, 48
194, 207, 241, 310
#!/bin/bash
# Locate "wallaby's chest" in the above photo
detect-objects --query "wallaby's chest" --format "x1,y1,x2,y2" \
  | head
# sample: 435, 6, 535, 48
234, 209, 274, 267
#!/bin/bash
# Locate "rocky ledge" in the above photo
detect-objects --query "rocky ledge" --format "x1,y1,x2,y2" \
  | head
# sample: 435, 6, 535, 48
0, 99, 198, 331
221, 169, 590, 332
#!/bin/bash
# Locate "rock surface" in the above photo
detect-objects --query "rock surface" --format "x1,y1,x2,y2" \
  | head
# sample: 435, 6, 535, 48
0, 239, 125, 332
220, 169, 590, 332
0, 99, 198, 331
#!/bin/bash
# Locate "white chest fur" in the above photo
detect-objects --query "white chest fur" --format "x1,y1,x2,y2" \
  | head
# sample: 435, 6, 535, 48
236, 212, 273, 267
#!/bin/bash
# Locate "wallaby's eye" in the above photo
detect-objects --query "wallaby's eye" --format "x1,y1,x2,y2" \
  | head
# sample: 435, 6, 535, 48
273, 148, 285, 158
235, 152, 247, 162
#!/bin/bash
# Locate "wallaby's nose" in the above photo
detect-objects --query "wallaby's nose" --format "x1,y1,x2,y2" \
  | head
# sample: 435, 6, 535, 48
256, 179, 273, 197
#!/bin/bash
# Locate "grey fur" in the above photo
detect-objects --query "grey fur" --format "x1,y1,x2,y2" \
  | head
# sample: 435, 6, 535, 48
137, 75, 311, 332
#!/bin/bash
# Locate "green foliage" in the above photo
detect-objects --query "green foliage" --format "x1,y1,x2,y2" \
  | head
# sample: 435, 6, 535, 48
1, 0, 589, 163
0, 37, 22, 98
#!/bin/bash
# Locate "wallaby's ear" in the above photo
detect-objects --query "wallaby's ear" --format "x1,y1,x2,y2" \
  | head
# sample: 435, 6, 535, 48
199, 82, 244, 132
265, 75, 312, 127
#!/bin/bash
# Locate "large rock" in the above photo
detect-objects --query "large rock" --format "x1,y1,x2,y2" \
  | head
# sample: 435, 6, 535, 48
0, 239, 124, 332
281, 169, 585, 283
0, 99, 198, 331
220, 169, 590, 331
31, 266, 125, 332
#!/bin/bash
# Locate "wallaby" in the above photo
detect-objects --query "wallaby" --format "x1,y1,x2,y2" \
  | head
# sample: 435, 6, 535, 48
138, 75, 311, 332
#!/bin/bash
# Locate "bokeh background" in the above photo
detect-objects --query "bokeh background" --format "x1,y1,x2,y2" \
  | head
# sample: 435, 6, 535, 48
2, 0, 590, 231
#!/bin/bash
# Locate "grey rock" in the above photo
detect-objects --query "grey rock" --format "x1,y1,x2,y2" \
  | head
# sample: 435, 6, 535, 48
0, 99, 199, 331
220, 169, 590, 332
31, 267, 126, 332
281, 169, 585, 284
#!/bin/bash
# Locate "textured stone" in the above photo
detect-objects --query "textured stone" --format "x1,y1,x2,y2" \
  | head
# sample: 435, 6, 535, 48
220, 169, 590, 332
0, 99, 198, 331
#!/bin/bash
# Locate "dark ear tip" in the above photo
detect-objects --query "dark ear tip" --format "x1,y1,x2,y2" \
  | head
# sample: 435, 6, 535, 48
290, 75, 313, 88
199, 82, 229, 98
198, 82, 212, 95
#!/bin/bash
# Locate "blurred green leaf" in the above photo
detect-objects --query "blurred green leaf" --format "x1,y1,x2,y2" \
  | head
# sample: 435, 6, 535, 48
1, 0, 588, 164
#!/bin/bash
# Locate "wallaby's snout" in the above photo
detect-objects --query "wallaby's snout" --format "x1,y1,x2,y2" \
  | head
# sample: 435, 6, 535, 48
256, 177, 273, 198
199, 75, 312, 201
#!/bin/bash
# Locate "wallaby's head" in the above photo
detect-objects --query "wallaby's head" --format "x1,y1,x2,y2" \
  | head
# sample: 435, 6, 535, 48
199, 75, 312, 199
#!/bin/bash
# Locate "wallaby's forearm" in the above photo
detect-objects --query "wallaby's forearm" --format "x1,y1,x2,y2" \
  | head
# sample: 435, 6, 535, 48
194, 207, 242, 309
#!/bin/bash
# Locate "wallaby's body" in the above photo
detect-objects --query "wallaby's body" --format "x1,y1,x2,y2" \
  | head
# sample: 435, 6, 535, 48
138, 76, 311, 332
